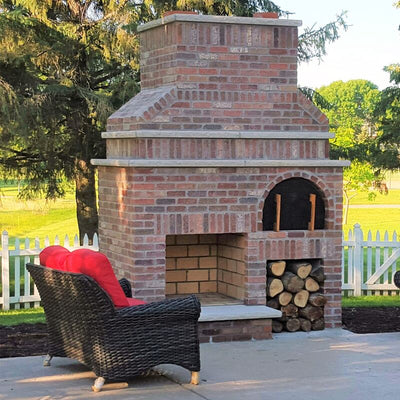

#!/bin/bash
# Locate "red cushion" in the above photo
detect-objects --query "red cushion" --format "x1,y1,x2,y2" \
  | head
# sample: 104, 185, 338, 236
125, 297, 147, 307
64, 249, 129, 307
39, 246, 70, 271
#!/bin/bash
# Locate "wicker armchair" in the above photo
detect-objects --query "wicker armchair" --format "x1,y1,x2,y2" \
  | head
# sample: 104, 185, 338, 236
26, 263, 201, 392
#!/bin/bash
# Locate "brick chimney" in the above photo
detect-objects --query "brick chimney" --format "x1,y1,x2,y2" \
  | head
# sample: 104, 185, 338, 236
106, 13, 328, 133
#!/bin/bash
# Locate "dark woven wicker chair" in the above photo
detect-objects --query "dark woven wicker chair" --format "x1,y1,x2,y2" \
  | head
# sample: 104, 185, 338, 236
394, 271, 400, 288
26, 263, 201, 392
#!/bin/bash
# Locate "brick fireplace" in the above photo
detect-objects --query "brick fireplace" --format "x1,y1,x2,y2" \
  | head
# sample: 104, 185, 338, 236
92, 12, 349, 330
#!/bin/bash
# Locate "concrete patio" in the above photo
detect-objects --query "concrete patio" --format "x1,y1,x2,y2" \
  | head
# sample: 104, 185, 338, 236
1, 329, 399, 400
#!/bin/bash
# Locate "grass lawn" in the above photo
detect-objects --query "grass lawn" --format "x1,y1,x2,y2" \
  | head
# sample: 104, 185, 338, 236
342, 296, 400, 308
0, 307, 45, 326
343, 208, 400, 238
0, 182, 78, 246
351, 189, 400, 205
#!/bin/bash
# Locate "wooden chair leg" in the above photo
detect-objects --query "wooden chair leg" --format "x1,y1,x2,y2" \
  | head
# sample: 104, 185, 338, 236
43, 354, 52, 367
190, 371, 199, 385
92, 377, 105, 392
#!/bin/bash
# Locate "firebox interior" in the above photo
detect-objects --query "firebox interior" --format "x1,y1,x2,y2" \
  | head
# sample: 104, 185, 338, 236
263, 178, 325, 231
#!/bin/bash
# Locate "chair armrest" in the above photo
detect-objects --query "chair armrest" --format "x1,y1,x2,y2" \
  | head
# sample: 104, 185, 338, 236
119, 278, 132, 298
116, 295, 201, 322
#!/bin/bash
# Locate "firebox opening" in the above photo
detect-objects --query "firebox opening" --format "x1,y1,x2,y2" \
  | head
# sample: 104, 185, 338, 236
262, 178, 325, 231
165, 233, 246, 305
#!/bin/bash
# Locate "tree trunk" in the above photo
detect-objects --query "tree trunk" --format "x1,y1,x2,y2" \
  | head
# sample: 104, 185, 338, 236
343, 190, 349, 225
75, 159, 98, 244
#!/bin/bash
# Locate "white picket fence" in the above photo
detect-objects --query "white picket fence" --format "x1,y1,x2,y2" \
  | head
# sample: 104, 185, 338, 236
0, 231, 98, 310
1, 225, 400, 310
342, 224, 400, 296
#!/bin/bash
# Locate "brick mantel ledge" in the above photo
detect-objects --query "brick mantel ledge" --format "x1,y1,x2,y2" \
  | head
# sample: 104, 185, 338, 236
102, 130, 336, 140
91, 159, 350, 168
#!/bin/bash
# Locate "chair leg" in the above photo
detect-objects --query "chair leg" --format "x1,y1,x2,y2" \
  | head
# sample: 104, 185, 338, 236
92, 377, 105, 392
190, 371, 199, 385
43, 354, 52, 367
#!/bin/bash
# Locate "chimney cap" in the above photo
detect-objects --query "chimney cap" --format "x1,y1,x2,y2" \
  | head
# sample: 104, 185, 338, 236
138, 14, 301, 33
253, 12, 279, 19
163, 10, 199, 17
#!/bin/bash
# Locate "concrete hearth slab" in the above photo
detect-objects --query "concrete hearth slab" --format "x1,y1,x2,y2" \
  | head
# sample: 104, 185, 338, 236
2, 330, 400, 400
199, 304, 281, 322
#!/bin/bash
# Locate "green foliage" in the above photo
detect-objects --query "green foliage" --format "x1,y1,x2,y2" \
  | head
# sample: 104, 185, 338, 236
374, 64, 400, 170
298, 11, 348, 63
318, 80, 381, 158
343, 160, 376, 193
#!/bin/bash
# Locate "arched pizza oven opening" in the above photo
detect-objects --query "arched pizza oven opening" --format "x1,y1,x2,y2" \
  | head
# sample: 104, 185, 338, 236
263, 178, 325, 231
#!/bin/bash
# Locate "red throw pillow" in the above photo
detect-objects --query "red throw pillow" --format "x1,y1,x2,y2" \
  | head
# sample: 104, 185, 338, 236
64, 248, 129, 307
39, 246, 70, 271
125, 298, 147, 307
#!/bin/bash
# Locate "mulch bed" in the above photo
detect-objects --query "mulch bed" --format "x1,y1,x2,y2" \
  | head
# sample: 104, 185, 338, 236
1, 308, 400, 358
0, 323, 48, 358
341, 307, 400, 334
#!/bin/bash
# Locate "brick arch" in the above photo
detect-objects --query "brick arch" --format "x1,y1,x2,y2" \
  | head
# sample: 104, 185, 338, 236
257, 170, 334, 230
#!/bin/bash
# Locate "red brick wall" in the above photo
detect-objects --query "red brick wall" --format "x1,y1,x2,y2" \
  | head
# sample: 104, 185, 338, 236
98, 166, 343, 326
106, 138, 330, 160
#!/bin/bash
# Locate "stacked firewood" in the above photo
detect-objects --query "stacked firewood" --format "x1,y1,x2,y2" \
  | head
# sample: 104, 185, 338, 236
266, 260, 327, 333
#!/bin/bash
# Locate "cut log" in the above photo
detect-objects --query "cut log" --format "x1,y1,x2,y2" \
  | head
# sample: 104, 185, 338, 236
267, 278, 284, 298
308, 293, 327, 307
281, 272, 304, 293
305, 277, 320, 292
266, 298, 279, 310
299, 318, 312, 332
299, 305, 323, 322
272, 320, 284, 333
281, 303, 298, 318
312, 318, 325, 331
293, 290, 309, 308
278, 291, 293, 306
285, 318, 301, 332
287, 262, 312, 279
267, 261, 286, 277
310, 265, 325, 283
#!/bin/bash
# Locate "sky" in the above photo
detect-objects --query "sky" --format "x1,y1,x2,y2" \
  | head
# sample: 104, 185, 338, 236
276, 0, 400, 89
